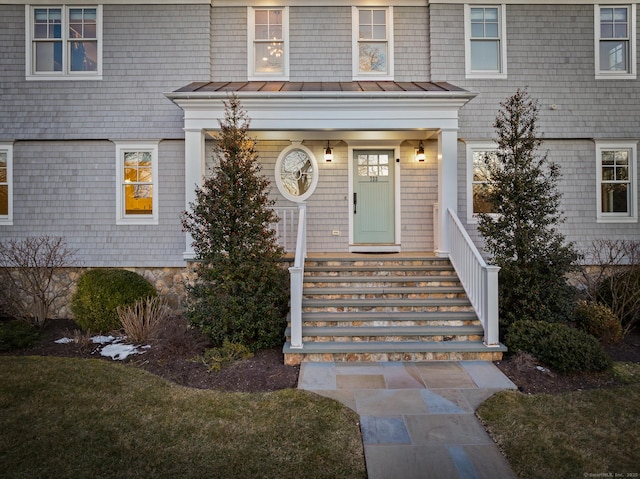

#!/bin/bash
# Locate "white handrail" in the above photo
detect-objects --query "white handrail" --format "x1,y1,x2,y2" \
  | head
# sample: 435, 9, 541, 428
288, 203, 306, 349
270, 206, 298, 252
446, 208, 500, 346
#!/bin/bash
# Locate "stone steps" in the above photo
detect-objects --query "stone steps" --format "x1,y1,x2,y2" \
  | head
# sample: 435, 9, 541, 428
283, 254, 506, 365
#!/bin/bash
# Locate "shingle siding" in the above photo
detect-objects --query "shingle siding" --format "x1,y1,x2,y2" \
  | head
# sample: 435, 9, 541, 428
394, 6, 431, 81
2, 2, 638, 267
289, 7, 352, 82
0, 4, 210, 140
2, 140, 185, 267
432, 4, 640, 139
211, 6, 246, 81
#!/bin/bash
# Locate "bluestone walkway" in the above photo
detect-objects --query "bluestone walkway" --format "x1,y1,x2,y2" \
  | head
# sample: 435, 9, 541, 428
298, 361, 518, 479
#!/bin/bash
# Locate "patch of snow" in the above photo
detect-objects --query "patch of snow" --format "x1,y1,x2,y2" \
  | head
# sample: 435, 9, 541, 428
54, 337, 74, 344
535, 366, 548, 372
100, 342, 146, 360
92, 335, 116, 344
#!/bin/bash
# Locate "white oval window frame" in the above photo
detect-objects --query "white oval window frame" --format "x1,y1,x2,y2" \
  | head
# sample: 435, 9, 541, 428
274, 144, 319, 203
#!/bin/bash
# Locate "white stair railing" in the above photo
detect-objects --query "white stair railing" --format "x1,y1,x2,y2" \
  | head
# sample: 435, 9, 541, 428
446, 208, 500, 346
287, 203, 306, 349
270, 206, 299, 253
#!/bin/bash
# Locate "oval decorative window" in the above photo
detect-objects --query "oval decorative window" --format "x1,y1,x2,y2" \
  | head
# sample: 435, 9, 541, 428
274, 144, 319, 202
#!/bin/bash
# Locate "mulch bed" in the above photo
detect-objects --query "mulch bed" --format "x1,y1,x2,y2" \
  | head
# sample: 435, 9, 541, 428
3, 318, 300, 393
4, 318, 639, 395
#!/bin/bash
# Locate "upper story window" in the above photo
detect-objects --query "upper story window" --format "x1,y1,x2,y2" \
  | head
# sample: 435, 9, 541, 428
248, 7, 289, 80
0, 144, 13, 225
352, 6, 394, 80
25, 5, 102, 80
595, 5, 637, 79
464, 5, 507, 79
115, 141, 159, 225
466, 142, 499, 222
596, 142, 638, 223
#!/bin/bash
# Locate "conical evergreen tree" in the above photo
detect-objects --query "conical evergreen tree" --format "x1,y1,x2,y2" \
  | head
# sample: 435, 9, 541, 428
182, 96, 288, 351
477, 89, 579, 327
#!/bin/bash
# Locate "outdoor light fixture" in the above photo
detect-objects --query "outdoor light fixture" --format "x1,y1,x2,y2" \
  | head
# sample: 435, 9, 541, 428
416, 141, 426, 162
324, 141, 333, 162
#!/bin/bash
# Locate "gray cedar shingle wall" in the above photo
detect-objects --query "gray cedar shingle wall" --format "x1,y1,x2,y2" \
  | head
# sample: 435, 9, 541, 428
0, 4, 207, 266
290, 7, 352, 82
0, 4, 210, 140
394, 6, 430, 81
431, 3, 640, 251
431, 3, 640, 139
2, 140, 185, 267
211, 6, 247, 81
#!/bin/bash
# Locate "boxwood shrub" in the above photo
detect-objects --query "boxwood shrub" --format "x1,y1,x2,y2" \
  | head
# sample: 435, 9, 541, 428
573, 301, 623, 344
505, 320, 612, 374
71, 269, 157, 332
0, 320, 40, 352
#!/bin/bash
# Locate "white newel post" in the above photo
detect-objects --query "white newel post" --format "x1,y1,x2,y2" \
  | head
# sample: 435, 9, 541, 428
483, 265, 501, 346
436, 129, 458, 257
288, 203, 307, 349
183, 129, 205, 260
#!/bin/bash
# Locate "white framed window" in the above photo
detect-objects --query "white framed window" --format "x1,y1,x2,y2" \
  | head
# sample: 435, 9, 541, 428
352, 6, 394, 80
0, 144, 13, 225
466, 142, 499, 222
248, 7, 289, 81
596, 141, 638, 223
595, 5, 636, 79
464, 4, 507, 79
115, 141, 159, 225
274, 144, 319, 203
25, 5, 102, 80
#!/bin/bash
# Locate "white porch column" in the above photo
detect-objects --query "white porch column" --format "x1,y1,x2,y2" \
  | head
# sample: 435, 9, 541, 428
435, 128, 459, 257
183, 128, 205, 260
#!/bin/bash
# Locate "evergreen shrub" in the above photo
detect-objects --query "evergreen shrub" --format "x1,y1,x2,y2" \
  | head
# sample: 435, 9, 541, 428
505, 320, 612, 374
71, 269, 157, 332
0, 320, 40, 351
182, 96, 289, 352
573, 301, 623, 344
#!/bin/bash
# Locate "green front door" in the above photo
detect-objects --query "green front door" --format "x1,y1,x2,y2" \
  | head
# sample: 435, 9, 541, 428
353, 150, 395, 244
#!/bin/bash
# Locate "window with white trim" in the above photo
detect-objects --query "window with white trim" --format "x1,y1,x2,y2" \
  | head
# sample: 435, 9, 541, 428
596, 142, 638, 222
26, 5, 102, 80
0, 144, 13, 225
115, 142, 159, 225
464, 4, 507, 79
595, 5, 637, 79
352, 6, 394, 80
248, 7, 289, 80
466, 142, 499, 221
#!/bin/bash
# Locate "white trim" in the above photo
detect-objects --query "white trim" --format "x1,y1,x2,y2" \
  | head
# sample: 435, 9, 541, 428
432, 0, 639, 3
274, 143, 319, 203
25, 5, 103, 81
464, 4, 507, 79
0, 143, 14, 225
596, 141, 638, 223
352, 6, 394, 81
594, 4, 637, 80
247, 6, 289, 81
465, 140, 497, 223
347, 141, 401, 250
114, 140, 159, 225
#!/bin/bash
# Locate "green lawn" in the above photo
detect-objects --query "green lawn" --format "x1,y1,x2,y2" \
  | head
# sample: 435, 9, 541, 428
477, 380, 640, 479
0, 356, 366, 479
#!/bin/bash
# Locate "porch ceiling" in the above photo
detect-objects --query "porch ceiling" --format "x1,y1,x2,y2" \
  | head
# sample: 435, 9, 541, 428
165, 81, 477, 132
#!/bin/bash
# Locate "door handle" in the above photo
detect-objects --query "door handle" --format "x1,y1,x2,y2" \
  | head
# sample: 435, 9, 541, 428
353, 192, 357, 214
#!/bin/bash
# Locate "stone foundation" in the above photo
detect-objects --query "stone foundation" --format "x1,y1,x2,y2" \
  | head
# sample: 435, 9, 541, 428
1, 265, 198, 321
284, 350, 504, 366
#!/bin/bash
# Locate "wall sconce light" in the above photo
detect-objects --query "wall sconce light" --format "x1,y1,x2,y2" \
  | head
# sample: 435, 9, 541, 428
416, 141, 426, 162
324, 141, 333, 162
